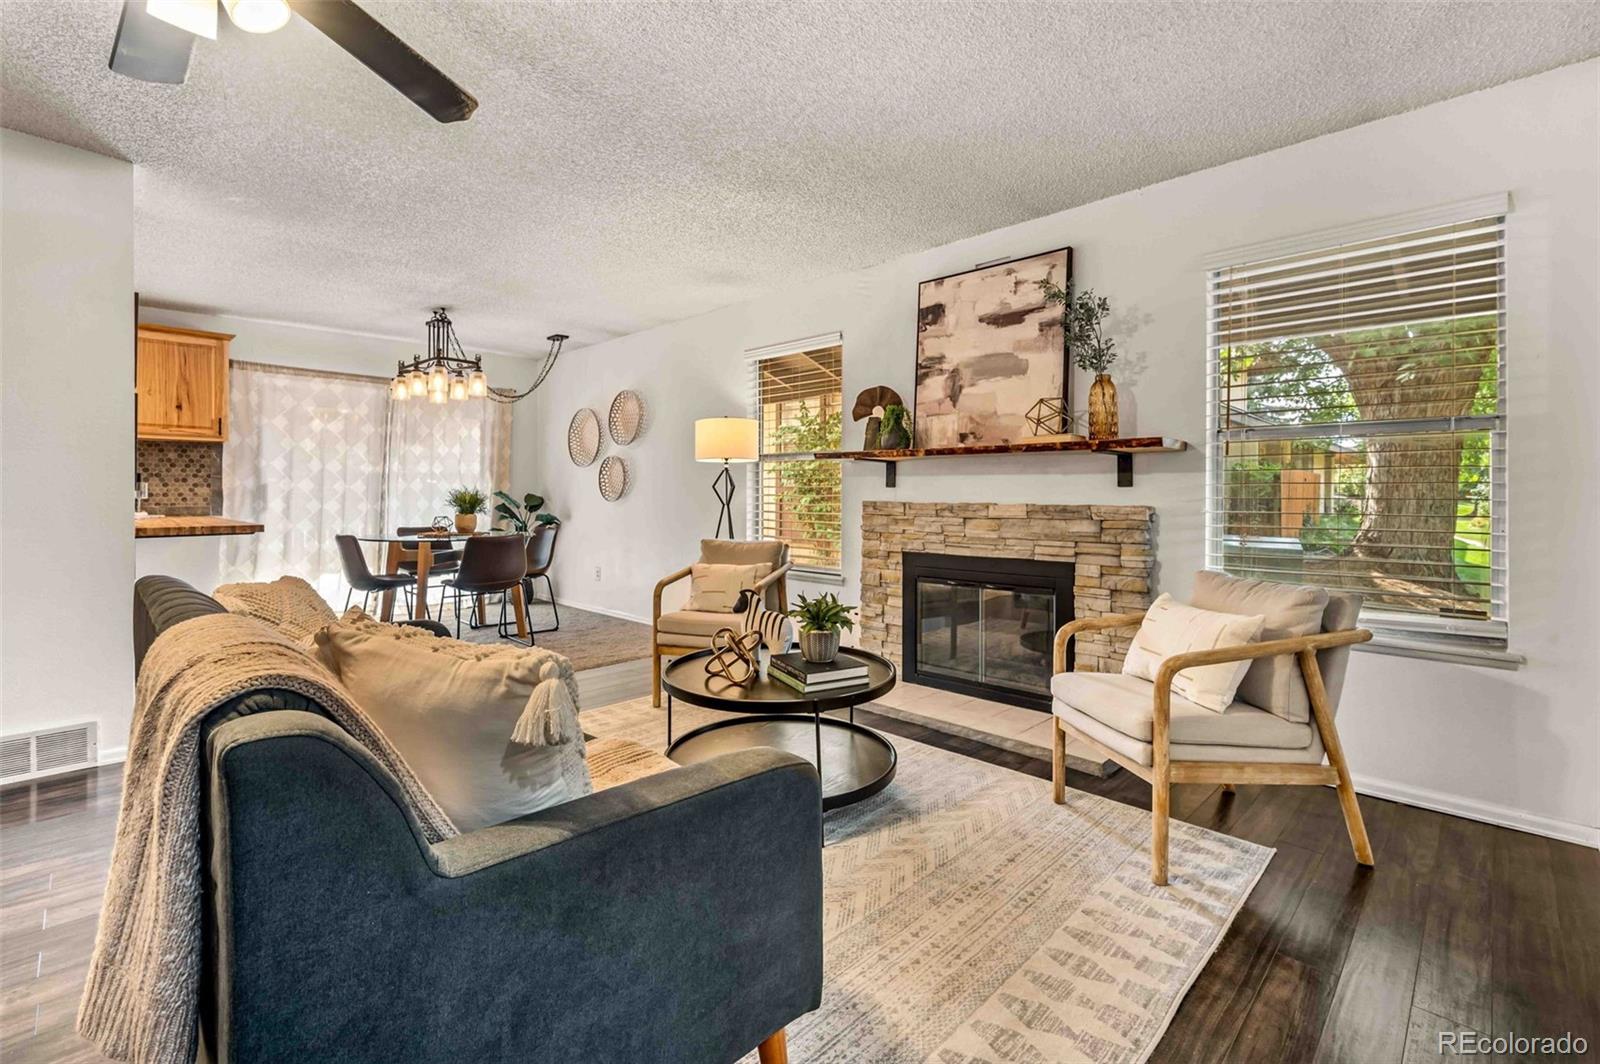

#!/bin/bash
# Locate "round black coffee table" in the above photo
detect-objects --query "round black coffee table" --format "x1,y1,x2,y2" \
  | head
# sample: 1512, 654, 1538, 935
662, 648, 898, 811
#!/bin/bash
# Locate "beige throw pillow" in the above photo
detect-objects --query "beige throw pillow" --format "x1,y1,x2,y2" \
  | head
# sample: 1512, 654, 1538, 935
1121, 593, 1265, 712
314, 611, 590, 832
685, 562, 771, 613
1191, 571, 1329, 722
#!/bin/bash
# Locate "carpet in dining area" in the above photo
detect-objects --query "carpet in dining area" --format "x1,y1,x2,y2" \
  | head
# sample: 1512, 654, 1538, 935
438, 596, 651, 672
581, 696, 1274, 1064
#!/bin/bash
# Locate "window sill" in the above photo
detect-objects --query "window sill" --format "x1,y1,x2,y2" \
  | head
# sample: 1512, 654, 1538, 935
1356, 631, 1525, 671
788, 568, 845, 586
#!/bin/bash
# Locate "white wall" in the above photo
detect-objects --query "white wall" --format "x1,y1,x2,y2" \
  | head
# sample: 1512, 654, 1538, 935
530, 60, 1600, 844
1, 131, 136, 757
132, 308, 544, 595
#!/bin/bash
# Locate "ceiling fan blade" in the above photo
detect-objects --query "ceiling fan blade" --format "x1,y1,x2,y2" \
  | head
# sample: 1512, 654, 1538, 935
284, 0, 477, 123
109, 0, 195, 84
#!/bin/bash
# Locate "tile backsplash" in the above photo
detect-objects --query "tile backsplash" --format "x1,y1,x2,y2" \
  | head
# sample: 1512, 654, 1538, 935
137, 440, 223, 516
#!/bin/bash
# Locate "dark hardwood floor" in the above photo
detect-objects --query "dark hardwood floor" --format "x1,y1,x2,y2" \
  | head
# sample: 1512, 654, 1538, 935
3, 662, 1596, 1063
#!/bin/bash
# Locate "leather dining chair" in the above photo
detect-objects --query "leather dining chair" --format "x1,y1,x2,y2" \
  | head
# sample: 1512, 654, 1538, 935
335, 534, 416, 616
396, 525, 460, 620
520, 523, 560, 635
444, 534, 532, 644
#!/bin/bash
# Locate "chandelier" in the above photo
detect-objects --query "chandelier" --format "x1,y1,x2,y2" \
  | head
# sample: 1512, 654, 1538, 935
389, 309, 568, 405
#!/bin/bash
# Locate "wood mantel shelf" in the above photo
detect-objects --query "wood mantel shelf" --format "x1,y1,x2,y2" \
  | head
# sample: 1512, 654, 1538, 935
815, 436, 1187, 487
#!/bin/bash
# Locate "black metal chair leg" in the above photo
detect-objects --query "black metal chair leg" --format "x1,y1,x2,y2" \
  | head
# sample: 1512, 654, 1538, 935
453, 588, 463, 640
497, 586, 534, 647
344, 588, 353, 612
519, 574, 560, 635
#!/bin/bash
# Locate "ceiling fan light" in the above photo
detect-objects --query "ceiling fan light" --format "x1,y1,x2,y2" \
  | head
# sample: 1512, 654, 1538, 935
221, 0, 289, 33
467, 369, 488, 398
448, 374, 468, 401
406, 369, 427, 397
146, 0, 217, 40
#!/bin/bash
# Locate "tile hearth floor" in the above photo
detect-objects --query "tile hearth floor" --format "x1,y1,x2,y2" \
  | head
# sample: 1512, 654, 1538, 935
866, 681, 1113, 773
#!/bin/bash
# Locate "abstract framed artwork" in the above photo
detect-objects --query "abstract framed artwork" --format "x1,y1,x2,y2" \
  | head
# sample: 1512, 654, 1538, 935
914, 246, 1073, 448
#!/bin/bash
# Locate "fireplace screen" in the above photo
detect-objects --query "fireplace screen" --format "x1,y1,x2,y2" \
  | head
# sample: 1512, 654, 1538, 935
902, 553, 1075, 709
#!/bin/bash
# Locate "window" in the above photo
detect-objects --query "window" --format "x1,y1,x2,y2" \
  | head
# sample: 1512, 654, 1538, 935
221, 360, 510, 601
1205, 204, 1507, 644
750, 336, 844, 574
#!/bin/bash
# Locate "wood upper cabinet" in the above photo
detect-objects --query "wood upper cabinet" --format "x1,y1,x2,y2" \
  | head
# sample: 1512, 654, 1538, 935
136, 324, 233, 442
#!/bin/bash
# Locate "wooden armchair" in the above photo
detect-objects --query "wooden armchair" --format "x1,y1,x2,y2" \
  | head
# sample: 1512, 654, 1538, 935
652, 539, 792, 706
1049, 574, 1374, 886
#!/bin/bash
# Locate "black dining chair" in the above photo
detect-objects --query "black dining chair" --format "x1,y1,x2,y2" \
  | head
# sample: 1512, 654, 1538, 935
396, 525, 460, 620
444, 534, 531, 644
335, 534, 416, 616
520, 523, 561, 635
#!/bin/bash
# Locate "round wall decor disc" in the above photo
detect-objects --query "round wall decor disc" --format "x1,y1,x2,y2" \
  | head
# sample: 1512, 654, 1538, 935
598, 455, 629, 501
568, 408, 601, 467
608, 389, 645, 445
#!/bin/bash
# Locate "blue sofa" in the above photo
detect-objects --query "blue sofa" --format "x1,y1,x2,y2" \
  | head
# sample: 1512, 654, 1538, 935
134, 576, 824, 1064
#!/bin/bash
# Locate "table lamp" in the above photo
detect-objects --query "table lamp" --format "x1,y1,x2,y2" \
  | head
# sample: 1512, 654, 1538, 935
695, 417, 759, 538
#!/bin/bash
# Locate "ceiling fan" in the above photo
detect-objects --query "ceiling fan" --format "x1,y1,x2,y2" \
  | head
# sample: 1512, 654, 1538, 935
109, 0, 477, 123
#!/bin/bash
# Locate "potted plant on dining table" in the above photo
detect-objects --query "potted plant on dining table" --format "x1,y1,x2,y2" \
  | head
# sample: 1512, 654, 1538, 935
447, 486, 488, 534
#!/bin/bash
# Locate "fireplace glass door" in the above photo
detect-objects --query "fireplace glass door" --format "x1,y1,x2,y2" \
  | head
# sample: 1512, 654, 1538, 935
915, 579, 1057, 697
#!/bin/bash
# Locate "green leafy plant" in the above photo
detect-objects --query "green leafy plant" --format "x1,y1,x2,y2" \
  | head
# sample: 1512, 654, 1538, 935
494, 490, 560, 531
446, 486, 487, 516
1037, 281, 1119, 375
787, 591, 856, 635
879, 403, 911, 447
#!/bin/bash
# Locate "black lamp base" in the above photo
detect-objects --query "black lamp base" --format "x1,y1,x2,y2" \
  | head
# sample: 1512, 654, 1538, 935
711, 461, 737, 539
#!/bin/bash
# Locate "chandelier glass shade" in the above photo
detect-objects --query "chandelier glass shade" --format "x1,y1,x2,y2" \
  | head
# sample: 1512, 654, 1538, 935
390, 308, 567, 405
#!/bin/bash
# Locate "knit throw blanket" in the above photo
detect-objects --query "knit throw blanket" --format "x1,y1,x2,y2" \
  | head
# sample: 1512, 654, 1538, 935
78, 613, 458, 1064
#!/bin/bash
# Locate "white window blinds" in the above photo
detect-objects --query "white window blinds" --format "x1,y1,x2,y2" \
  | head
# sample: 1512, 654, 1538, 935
749, 340, 843, 574
1206, 210, 1507, 638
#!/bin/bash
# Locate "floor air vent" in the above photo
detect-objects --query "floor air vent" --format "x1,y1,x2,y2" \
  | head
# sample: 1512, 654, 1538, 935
0, 722, 98, 783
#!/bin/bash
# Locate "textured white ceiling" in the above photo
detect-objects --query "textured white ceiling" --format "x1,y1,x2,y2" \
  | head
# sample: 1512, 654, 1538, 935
2, 1, 1597, 355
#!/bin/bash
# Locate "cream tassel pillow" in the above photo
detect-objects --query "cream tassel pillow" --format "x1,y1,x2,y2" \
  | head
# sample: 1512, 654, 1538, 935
314, 610, 590, 831
1121, 594, 1265, 712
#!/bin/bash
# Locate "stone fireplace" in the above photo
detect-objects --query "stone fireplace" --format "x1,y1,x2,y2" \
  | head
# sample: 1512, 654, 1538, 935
860, 502, 1155, 707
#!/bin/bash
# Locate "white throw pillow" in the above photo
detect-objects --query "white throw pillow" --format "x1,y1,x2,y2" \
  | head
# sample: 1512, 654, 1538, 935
1121, 593, 1265, 712
685, 562, 771, 613
314, 612, 590, 832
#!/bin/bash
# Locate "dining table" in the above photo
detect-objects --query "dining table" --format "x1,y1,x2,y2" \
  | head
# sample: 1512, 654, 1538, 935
348, 529, 528, 637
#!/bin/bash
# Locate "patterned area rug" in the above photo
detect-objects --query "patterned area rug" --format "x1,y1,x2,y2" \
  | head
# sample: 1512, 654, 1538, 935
582, 697, 1273, 1064
430, 596, 651, 672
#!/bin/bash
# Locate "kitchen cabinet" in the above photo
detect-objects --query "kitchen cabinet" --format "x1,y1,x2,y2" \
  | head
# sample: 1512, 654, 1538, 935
136, 324, 232, 442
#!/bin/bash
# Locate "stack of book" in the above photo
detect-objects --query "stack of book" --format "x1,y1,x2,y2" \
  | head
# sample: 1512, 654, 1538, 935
770, 652, 870, 694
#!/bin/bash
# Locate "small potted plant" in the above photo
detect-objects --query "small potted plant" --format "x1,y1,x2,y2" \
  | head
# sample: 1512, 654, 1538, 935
879, 403, 912, 450
1038, 281, 1120, 439
446, 486, 488, 533
788, 591, 857, 664
493, 490, 560, 532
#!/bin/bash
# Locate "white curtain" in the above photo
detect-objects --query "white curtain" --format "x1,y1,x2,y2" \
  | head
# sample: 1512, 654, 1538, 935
382, 394, 511, 530
220, 362, 391, 599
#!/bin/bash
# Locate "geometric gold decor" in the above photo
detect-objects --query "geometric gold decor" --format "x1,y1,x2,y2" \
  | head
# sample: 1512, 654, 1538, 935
1024, 396, 1084, 442
704, 625, 762, 687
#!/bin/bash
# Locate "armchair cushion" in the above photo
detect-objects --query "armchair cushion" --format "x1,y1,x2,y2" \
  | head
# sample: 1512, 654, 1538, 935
1121, 594, 1265, 711
1052, 672, 1314, 764
699, 539, 789, 609
1191, 571, 1329, 723
685, 561, 772, 612
655, 609, 738, 644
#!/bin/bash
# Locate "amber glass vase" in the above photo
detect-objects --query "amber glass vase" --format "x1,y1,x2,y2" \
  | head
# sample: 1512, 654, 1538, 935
1087, 373, 1119, 439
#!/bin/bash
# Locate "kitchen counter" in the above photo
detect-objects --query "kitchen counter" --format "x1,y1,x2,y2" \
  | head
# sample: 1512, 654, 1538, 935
135, 515, 264, 539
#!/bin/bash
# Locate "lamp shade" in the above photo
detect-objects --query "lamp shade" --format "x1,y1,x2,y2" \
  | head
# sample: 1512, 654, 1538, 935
695, 417, 758, 463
